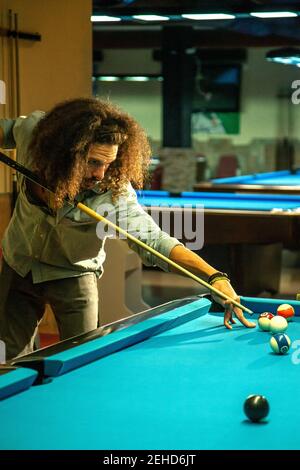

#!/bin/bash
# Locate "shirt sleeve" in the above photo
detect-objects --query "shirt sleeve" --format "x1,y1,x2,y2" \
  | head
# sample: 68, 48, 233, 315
0, 111, 44, 166
100, 185, 183, 272
13, 111, 45, 166
0, 118, 16, 149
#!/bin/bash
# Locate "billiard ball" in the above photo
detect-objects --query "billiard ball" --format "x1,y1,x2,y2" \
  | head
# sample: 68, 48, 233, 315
270, 333, 291, 355
258, 312, 274, 331
269, 315, 288, 334
277, 304, 295, 322
243, 395, 269, 422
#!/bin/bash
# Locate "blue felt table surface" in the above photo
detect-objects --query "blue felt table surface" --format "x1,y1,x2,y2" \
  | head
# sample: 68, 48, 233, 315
1, 299, 300, 450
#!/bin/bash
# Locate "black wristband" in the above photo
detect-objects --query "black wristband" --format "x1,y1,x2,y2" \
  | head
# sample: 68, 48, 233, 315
208, 271, 230, 285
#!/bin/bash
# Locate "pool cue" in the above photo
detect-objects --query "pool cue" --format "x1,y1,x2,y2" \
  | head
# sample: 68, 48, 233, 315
0, 152, 253, 315
77, 202, 253, 314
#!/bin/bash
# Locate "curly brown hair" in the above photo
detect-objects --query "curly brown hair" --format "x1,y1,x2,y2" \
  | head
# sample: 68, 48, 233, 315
28, 97, 151, 208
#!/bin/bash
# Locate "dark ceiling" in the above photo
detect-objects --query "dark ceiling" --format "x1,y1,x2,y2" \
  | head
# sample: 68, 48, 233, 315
92, 1, 300, 49
93, 0, 300, 13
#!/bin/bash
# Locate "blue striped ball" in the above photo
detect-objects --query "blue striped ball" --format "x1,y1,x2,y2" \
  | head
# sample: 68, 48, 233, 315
270, 333, 291, 355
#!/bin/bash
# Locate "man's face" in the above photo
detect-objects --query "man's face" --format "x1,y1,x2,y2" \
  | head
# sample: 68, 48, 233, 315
81, 144, 118, 190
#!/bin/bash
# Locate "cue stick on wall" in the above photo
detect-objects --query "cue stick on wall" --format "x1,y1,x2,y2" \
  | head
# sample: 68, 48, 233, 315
11, 12, 20, 209
14, 12, 20, 117
8, 10, 15, 118
6, 10, 18, 206
0, 152, 253, 315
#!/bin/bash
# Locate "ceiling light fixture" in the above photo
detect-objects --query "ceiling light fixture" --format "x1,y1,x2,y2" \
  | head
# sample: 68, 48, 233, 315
132, 15, 170, 21
181, 13, 236, 21
91, 15, 121, 22
250, 11, 298, 19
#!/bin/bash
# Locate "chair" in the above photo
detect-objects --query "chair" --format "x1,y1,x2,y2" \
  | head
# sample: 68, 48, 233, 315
215, 154, 239, 178
150, 164, 163, 190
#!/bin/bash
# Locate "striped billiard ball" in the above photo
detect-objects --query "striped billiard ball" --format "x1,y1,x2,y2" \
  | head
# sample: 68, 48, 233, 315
277, 304, 295, 322
270, 333, 291, 355
258, 312, 274, 331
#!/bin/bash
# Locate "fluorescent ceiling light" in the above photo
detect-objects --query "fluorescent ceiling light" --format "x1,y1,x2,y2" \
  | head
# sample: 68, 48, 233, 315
133, 15, 169, 21
91, 15, 121, 22
181, 13, 235, 20
97, 76, 120, 81
93, 76, 161, 82
250, 11, 297, 18
124, 76, 150, 81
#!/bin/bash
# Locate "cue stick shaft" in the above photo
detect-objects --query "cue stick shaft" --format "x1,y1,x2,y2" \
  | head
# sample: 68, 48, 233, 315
77, 202, 252, 314
0, 151, 253, 315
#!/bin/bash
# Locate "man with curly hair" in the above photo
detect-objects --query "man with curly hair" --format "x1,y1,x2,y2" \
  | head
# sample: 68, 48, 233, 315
0, 98, 255, 360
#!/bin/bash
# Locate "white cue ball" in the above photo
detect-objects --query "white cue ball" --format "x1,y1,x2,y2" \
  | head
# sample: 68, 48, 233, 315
269, 315, 288, 334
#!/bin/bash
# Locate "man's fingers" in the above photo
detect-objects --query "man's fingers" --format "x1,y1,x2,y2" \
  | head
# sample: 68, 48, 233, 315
224, 297, 256, 329
224, 320, 233, 330
224, 306, 233, 330
219, 296, 256, 329
234, 308, 256, 328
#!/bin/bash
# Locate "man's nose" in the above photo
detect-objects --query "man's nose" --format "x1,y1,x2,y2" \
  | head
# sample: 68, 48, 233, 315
92, 166, 106, 180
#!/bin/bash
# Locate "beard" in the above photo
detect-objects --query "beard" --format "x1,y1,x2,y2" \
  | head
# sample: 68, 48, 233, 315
80, 179, 101, 190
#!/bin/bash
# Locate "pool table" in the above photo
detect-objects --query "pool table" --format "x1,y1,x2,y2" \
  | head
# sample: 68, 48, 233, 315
194, 169, 300, 195
137, 190, 300, 247
137, 190, 300, 295
1, 295, 300, 450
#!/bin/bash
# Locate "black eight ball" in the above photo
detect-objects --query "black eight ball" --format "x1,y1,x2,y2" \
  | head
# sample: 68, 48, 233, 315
243, 395, 270, 422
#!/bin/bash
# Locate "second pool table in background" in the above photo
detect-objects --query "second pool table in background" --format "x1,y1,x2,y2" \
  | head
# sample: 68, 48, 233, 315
137, 190, 300, 295
194, 169, 300, 194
